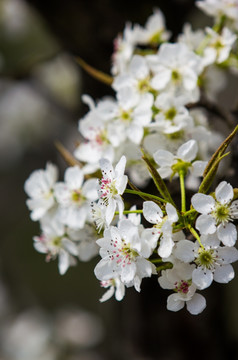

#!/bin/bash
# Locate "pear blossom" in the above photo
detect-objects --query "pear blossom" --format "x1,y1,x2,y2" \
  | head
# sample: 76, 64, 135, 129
113, 55, 153, 97
135, 8, 171, 45
148, 43, 203, 100
196, 0, 238, 26
94, 219, 156, 290
97, 155, 128, 226
153, 139, 207, 179
99, 277, 125, 302
34, 218, 78, 275
143, 201, 178, 257
68, 223, 99, 261
150, 93, 194, 134
174, 234, 238, 289
202, 26, 236, 66
24, 162, 58, 221
158, 261, 206, 314
192, 181, 238, 246
54, 166, 98, 229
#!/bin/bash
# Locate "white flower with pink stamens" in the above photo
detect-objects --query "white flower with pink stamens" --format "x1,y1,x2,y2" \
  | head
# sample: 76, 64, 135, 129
158, 261, 206, 315
97, 155, 128, 226
94, 219, 156, 290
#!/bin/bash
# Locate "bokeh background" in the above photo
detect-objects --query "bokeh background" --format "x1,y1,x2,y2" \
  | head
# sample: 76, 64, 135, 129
1, 0, 238, 359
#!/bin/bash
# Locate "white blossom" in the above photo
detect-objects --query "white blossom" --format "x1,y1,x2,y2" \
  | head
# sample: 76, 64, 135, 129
192, 181, 238, 246
24, 163, 58, 221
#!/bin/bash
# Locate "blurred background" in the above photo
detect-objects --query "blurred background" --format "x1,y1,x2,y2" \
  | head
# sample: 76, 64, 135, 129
1, 0, 238, 359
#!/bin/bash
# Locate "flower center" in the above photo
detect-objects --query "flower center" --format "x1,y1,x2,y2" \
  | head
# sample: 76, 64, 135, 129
138, 77, 151, 93
171, 70, 181, 83
212, 203, 231, 225
165, 107, 177, 120
52, 236, 62, 248
120, 109, 132, 122
149, 31, 162, 45
99, 178, 117, 204
195, 248, 218, 270
174, 279, 191, 294
71, 190, 82, 203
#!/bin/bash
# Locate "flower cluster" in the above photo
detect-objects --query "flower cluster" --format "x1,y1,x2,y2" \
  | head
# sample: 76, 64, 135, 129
25, 0, 238, 315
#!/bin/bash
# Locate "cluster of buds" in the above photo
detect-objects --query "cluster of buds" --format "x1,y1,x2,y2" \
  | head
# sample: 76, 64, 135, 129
25, 0, 238, 314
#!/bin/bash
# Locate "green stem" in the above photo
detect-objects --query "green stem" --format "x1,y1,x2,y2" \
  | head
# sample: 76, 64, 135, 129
156, 262, 173, 272
179, 170, 186, 213
124, 189, 167, 203
183, 209, 197, 216
115, 210, 143, 215
187, 225, 205, 250
150, 258, 163, 264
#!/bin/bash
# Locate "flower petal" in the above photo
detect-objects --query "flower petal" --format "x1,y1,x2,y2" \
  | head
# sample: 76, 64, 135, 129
186, 293, 206, 315
177, 140, 197, 162
174, 240, 195, 263
192, 268, 213, 290
213, 264, 234, 283
195, 214, 216, 235
191, 193, 215, 214
215, 181, 233, 204
217, 223, 237, 247
167, 293, 184, 312
143, 201, 163, 224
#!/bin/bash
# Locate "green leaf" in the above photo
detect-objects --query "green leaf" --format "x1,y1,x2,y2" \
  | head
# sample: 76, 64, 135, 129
141, 149, 176, 207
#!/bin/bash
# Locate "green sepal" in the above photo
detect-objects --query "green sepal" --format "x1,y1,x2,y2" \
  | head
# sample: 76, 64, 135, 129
141, 148, 176, 207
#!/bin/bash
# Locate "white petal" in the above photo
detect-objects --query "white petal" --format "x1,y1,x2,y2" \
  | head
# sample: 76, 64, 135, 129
191, 161, 207, 177
58, 251, 70, 275
115, 156, 126, 178
174, 240, 195, 263
167, 293, 185, 312
143, 201, 163, 224
158, 166, 173, 179
177, 140, 197, 162
150, 68, 171, 90
65, 166, 84, 190
215, 181, 233, 204
158, 235, 174, 258
100, 286, 114, 302
153, 149, 174, 167
82, 178, 99, 200
166, 203, 178, 222
94, 258, 115, 280
217, 223, 237, 247
186, 293, 206, 315
115, 280, 125, 301
191, 193, 215, 214
192, 268, 213, 290
99, 158, 114, 179
195, 214, 216, 234
213, 264, 234, 283
121, 262, 136, 283
217, 246, 238, 264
